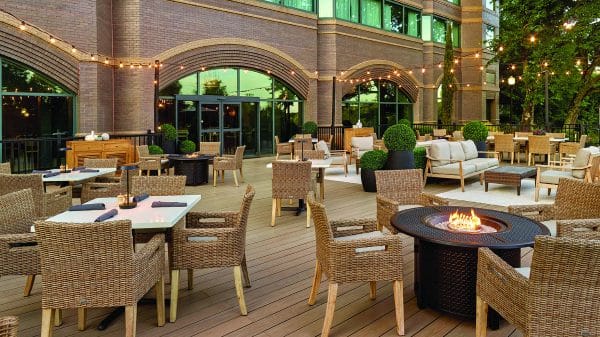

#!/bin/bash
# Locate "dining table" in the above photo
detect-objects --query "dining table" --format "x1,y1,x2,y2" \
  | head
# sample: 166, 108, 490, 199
41, 167, 116, 184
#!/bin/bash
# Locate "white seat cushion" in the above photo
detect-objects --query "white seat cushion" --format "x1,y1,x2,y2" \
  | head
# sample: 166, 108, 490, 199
431, 163, 477, 175
468, 158, 499, 171
540, 170, 578, 185
460, 140, 479, 160
514, 267, 530, 278
334, 231, 385, 253
541, 220, 557, 236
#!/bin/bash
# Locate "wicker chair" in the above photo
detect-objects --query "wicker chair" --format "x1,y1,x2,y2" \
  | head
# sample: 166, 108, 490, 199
475, 236, 600, 337
527, 135, 557, 165
0, 174, 71, 217
213, 145, 245, 187
556, 218, 600, 240
81, 167, 141, 203
375, 169, 448, 233
130, 175, 186, 196
494, 134, 520, 164
198, 142, 221, 156
350, 136, 374, 174
271, 161, 312, 227
306, 197, 405, 337
508, 178, 600, 236
36, 220, 165, 336
0, 189, 39, 297
559, 134, 587, 159
315, 140, 348, 176
0, 316, 18, 337
293, 137, 313, 159
433, 128, 447, 139
274, 136, 292, 160
83, 158, 118, 168
169, 185, 255, 322
136, 145, 169, 176
0, 162, 11, 174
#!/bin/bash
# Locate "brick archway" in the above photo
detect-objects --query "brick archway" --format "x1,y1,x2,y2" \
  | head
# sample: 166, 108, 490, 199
340, 65, 419, 103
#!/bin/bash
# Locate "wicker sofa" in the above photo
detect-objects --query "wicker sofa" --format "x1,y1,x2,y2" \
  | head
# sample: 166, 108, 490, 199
424, 140, 499, 191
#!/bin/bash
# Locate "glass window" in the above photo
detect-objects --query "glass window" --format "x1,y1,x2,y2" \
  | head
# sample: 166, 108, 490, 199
422, 15, 431, 41
432, 17, 446, 43
336, 0, 359, 22
240, 69, 272, 99
274, 79, 299, 101
200, 68, 238, 96
2, 95, 73, 138
284, 0, 313, 12
318, 0, 334, 17
451, 22, 460, 48
159, 73, 197, 96
361, 0, 382, 28
485, 72, 496, 84
2, 58, 66, 94
447, 0, 460, 4
383, 1, 403, 33
485, 0, 496, 10
426, 16, 460, 47
380, 81, 397, 102
405, 7, 421, 37
484, 24, 496, 47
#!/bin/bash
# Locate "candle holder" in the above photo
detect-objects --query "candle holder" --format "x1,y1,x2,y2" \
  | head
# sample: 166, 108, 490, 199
118, 164, 138, 209
59, 147, 72, 173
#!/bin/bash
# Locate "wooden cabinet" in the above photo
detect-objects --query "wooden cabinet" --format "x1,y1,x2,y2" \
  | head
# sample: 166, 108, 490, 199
66, 139, 134, 168
343, 127, 375, 152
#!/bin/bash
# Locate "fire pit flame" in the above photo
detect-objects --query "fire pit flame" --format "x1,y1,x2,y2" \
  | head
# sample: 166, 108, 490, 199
447, 209, 481, 232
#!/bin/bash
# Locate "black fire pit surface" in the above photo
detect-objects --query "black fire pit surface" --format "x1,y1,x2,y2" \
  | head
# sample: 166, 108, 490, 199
391, 206, 549, 321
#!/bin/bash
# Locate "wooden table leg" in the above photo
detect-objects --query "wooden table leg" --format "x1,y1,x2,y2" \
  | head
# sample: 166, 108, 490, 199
319, 168, 325, 201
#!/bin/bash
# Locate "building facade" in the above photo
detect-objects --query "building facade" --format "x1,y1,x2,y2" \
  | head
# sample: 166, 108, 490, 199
0, 0, 499, 155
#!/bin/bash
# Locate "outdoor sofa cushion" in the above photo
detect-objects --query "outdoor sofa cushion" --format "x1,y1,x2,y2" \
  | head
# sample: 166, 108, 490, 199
539, 170, 577, 185
334, 230, 385, 253
571, 147, 599, 178
429, 141, 451, 167
351, 137, 374, 159
316, 140, 331, 158
460, 140, 479, 160
430, 163, 478, 176
448, 142, 466, 161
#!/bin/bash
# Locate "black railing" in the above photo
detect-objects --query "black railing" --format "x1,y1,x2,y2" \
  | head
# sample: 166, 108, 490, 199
0, 132, 164, 173
317, 126, 345, 150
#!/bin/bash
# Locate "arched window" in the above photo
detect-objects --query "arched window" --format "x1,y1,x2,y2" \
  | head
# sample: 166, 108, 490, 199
0, 56, 75, 139
341, 79, 413, 136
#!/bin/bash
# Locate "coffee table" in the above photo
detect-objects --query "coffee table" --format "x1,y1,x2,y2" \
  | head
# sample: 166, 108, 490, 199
484, 166, 536, 195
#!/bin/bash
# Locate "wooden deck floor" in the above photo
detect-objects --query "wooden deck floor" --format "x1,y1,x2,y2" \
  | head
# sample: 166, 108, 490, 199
0, 156, 527, 337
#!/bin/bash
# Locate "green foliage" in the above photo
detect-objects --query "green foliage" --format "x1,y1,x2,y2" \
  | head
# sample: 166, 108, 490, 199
360, 150, 388, 170
463, 121, 489, 142
398, 119, 412, 127
302, 121, 318, 135
440, 23, 456, 125
383, 124, 416, 151
160, 123, 178, 141
413, 147, 426, 171
148, 145, 164, 155
179, 140, 196, 154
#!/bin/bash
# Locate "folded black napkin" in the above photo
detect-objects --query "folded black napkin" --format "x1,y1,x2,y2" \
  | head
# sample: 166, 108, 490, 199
72, 166, 86, 171
151, 201, 187, 208
133, 193, 149, 202
43, 172, 61, 178
32, 170, 52, 174
95, 209, 118, 222
79, 168, 100, 173
69, 203, 106, 211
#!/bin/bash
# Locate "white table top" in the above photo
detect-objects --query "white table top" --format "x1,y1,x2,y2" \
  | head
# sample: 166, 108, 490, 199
487, 136, 568, 142
46, 195, 201, 230
288, 138, 319, 143
42, 168, 116, 183
266, 159, 332, 169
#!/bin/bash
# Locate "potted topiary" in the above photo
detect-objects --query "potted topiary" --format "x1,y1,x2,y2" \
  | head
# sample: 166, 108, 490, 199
160, 123, 177, 154
383, 123, 417, 170
398, 118, 412, 127
462, 121, 489, 157
360, 149, 387, 192
148, 144, 164, 155
302, 121, 318, 138
179, 139, 196, 154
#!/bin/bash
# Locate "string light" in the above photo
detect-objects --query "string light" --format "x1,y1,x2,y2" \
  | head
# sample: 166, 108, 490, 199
49, 36, 56, 43
530, 35, 536, 43
104, 58, 109, 65
71, 46, 77, 53
119, 62, 124, 68
19, 21, 26, 30
90, 54, 96, 61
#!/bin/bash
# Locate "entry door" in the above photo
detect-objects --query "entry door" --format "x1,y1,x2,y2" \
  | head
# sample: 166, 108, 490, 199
199, 102, 241, 155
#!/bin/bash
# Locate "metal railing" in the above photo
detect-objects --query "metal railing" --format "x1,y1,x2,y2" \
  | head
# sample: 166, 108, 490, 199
317, 126, 345, 150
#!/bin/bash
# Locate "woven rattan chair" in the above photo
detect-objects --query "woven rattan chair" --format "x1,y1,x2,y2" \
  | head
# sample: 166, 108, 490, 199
306, 197, 405, 337
0, 316, 18, 337
508, 178, 600, 236
130, 175, 186, 196
494, 134, 520, 164
556, 218, 600, 240
0, 174, 71, 217
83, 158, 118, 168
350, 136, 374, 174
315, 140, 348, 176
0, 189, 39, 297
274, 136, 292, 160
293, 137, 313, 159
271, 161, 312, 227
213, 145, 245, 187
0, 162, 11, 174
136, 145, 169, 176
36, 220, 165, 337
559, 134, 587, 159
475, 236, 600, 337
433, 128, 447, 139
198, 142, 220, 156
375, 169, 448, 233
169, 185, 255, 322
527, 135, 557, 165
81, 167, 141, 203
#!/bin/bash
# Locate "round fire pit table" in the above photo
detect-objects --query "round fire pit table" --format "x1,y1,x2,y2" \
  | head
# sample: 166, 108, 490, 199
168, 154, 211, 186
391, 206, 549, 323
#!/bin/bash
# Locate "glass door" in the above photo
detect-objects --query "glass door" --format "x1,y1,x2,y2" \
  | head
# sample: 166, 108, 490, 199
222, 103, 241, 155
199, 102, 221, 143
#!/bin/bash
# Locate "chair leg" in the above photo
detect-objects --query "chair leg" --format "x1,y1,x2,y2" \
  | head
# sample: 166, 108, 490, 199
233, 266, 248, 316
239, 168, 244, 182
306, 202, 311, 228
277, 199, 281, 216
125, 305, 137, 337
40, 308, 54, 337
221, 170, 225, 183
169, 270, 180, 323
187, 269, 194, 290
308, 260, 322, 305
213, 168, 217, 186
54, 309, 62, 326
233, 170, 239, 187
156, 275, 166, 327
321, 283, 338, 337
271, 199, 277, 226
77, 308, 87, 331
369, 281, 377, 300
475, 295, 488, 337
393, 280, 405, 335
241, 255, 251, 288
24, 275, 35, 296
535, 185, 540, 202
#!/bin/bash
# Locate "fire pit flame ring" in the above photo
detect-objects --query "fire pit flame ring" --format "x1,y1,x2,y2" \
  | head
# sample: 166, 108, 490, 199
423, 212, 509, 234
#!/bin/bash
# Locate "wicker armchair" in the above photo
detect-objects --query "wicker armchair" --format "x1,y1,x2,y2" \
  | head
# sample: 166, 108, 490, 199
136, 145, 169, 176
169, 185, 255, 322
274, 136, 292, 160
131, 175, 186, 196
271, 161, 313, 228
83, 158, 118, 168
0, 189, 39, 297
0, 174, 71, 217
0, 162, 11, 174
36, 220, 165, 336
0, 316, 18, 337
293, 137, 313, 159
556, 218, 600, 240
306, 197, 405, 337
433, 128, 447, 139
213, 145, 245, 187
476, 236, 600, 337
198, 141, 221, 156
508, 178, 600, 236
527, 135, 557, 165
559, 134, 587, 159
494, 134, 520, 164
375, 169, 448, 233
315, 140, 348, 176
81, 167, 141, 203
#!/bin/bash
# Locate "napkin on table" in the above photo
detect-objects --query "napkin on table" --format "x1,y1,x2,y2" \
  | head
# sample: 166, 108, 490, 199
32, 170, 52, 174
43, 172, 61, 178
133, 193, 149, 202
94, 209, 118, 222
151, 201, 187, 208
79, 168, 100, 173
72, 166, 86, 171
69, 203, 106, 211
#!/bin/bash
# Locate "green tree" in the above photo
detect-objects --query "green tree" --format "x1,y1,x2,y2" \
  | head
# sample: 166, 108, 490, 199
440, 23, 455, 125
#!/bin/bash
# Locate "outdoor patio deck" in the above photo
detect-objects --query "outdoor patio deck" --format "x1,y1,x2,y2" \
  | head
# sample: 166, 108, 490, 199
0, 156, 528, 337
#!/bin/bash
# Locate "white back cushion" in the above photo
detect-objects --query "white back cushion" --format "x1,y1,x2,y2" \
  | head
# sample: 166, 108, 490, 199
460, 140, 479, 160
351, 137, 373, 151
316, 140, 331, 158
448, 142, 466, 161
572, 148, 593, 179
429, 142, 451, 167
